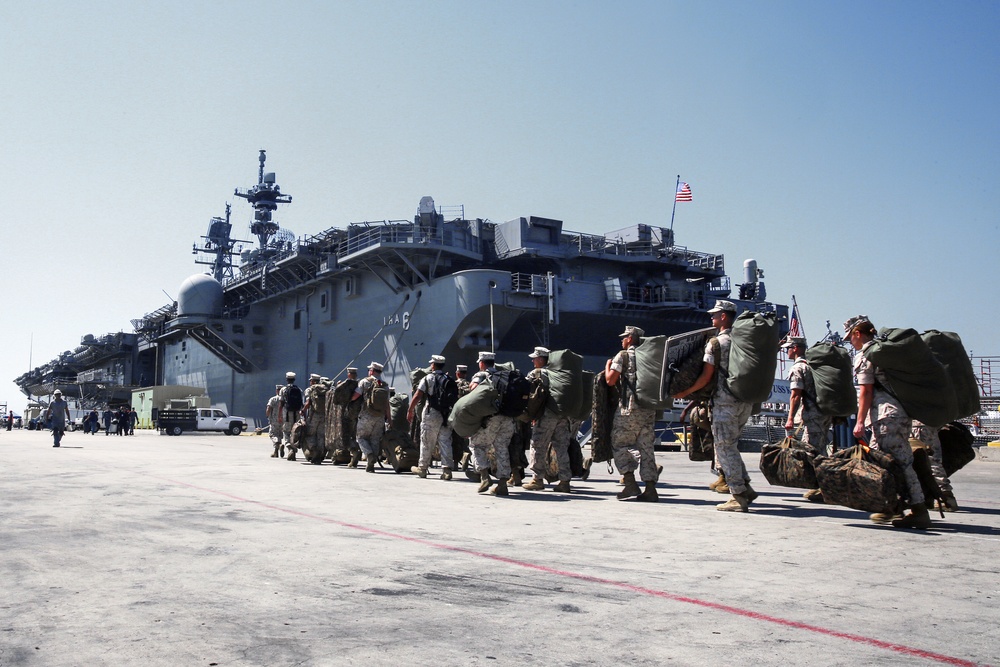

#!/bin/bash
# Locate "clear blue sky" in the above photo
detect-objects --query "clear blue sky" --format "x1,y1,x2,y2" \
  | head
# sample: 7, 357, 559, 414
2, 1, 998, 411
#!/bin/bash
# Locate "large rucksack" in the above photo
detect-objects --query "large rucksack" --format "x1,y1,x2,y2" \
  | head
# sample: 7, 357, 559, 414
921, 330, 981, 420
283, 384, 304, 412
309, 383, 329, 415
545, 349, 584, 417
633, 337, 673, 410
364, 380, 391, 414
726, 311, 780, 403
803, 342, 857, 417
426, 373, 460, 418
863, 327, 957, 428
491, 367, 532, 418
448, 384, 500, 437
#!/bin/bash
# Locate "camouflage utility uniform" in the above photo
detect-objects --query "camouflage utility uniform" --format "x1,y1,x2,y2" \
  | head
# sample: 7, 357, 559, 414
787, 357, 832, 455
266, 394, 283, 446
469, 368, 516, 481
355, 376, 388, 463
416, 370, 454, 471
709, 331, 754, 495
911, 420, 952, 494
609, 346, 658, 483
855, 344, 923, 505
528, 367, 571, 483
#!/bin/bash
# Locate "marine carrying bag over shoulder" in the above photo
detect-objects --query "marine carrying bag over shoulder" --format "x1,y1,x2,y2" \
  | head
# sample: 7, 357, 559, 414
426, 373, 460, 419
864, 327, 958, 428
921, 330, 981, 420
364, 380, 391, 414
283, 384, 304, 413
727, 311, 781, 403
804, 342, 857, 417
448, 384, 500, 438
491, 367, 532, 418
545, 349, 584, 417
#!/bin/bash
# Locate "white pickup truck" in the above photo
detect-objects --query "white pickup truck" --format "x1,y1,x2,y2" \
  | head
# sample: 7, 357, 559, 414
156, 408, 248, 436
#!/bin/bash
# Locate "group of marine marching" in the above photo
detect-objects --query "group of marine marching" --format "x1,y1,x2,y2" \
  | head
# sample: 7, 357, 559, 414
262, 297, 971, 530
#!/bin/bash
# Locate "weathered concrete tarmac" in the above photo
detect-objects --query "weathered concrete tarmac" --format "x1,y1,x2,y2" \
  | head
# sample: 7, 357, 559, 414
2, 428, 998, 666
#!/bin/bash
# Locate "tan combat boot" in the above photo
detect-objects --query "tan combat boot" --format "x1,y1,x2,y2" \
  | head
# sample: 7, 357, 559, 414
411, 466, 428, 478
508, 469, 524, 487
490, 479, 509, 496
803, 489, 825, 503
870, 500, 904, 524
716, 493, 749, 512
940, 491, 959, 512
286, 449, 297, 462
552, 480, 571, 493
440, 467, 452, 481
715, 479, 731, 494
617, 472, 641, 500
347, 450, 360, 468
892, 503, 932, 530
522, 477, 546, 491
637, 481, 659, 503
708, 473, 725, 491
477, 470, 493, 493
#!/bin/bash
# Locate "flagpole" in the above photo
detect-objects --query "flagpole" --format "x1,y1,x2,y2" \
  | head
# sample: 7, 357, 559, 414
669, 174, 680, 238
791, 294, 805, 340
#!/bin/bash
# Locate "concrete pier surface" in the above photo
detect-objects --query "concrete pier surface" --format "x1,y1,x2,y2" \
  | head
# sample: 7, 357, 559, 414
2, 428, 998, 667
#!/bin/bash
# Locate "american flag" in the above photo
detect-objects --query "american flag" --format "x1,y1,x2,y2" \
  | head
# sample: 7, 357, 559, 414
788, 302, 803, 338
675, 182, 692, 202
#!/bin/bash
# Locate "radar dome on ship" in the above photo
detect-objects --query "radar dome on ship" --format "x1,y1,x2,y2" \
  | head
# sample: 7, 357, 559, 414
177, 273, 223, 318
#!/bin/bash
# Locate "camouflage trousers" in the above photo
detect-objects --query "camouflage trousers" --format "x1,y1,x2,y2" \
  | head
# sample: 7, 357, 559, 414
611, 406, 658, 483
281, 410, 298, 450
797, 414, 832, 456
303, 413, 326, 454
419, 408, 454, 470
268, 417, 283, 445
356, 410, 386, 459
872, 414, 924, 505
912, 422, 952, 493
711, 397, 753, 495
530, 412, 571, 482
470, 415, 517, 480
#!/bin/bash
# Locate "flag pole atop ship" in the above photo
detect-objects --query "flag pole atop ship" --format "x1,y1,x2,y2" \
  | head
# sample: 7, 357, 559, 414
669, 176, 692, 239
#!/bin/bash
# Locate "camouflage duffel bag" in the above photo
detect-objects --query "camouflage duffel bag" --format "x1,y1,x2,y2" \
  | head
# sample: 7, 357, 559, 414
290, 418, 306, 447
759, 435, 818, 489
814, 445, 897, 513
686, 401, 714, 462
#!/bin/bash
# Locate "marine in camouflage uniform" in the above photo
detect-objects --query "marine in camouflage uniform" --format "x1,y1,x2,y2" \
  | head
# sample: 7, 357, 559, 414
452, 365, 472, 467
468, 352, 516, 496
523, 347, 572, 493
846, 316, 929, 529
301, 374, 327, 461
352, 362, 391, 472
266, 385, 284, 457
329, 368, 362, 465
783, 337, 832, 502
606, 326, 659, 502
674, 301, 757, 512
911, 420, 957, 510
278, 371, 302, 461
407, 355, 455, 480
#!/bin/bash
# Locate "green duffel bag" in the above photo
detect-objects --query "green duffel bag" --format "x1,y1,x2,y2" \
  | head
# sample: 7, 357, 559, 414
864, 327, 958, 428
922, 330, 981, 420
389, 393, 410, 432
570, 371, 595, 422
410, 366, 431, 392
448, 384, 499, 438
804, 342, 857, 417
545, 349, 584, 417
634, 336, 672, 410
727, 311, 780, 403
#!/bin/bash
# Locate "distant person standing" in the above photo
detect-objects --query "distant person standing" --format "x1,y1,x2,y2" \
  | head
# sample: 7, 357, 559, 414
266, 385, 284, 458
6, 411, 13, 431
87, 408, 99, 435
116, 407, 127, 436
277, 371, 303, 460
102, 406, 114, 435
46, 390, 71, 447
129, 407, 138, 434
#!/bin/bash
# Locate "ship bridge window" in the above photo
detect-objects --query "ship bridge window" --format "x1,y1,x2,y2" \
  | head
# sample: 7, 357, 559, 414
320, 292, 328, 310
294, 311, 301, 330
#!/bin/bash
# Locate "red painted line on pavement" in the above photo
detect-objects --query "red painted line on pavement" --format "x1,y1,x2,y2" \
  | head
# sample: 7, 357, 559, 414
153, 475, 990, 667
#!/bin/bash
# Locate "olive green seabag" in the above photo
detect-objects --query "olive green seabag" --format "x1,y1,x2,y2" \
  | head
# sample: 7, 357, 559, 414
634, 336, 673, 410
571, 371, 595, 422
864, 327, 958, 428
804, 342, 857, 417
921, 330, 981, 420
448, 384, 499, 438
727, 311, 781, 403
545, 349, 584, 417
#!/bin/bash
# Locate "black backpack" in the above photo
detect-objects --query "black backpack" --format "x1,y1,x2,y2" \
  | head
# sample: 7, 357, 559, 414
284, 384, 304, 412
426, 373, 459, 418
491, 368, 532, 418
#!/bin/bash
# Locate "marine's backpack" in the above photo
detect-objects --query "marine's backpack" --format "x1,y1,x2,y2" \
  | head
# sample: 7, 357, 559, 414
921, 330, 981, 420
426, 373, 460, 418
283, 384, 304, 413
863, 327, 957, 428
364, 380, 391, 414
491, 367, 533, 418
726, 311, 781, 403
803, 342, 857, 417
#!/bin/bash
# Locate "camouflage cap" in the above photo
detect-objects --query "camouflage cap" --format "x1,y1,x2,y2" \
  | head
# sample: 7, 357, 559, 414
456, 364, 468, 372
275, 384, 283, 391
367, 362, 384, 372
843, 315, 871, 337
428, 354, 446, 365
619, 326, 644, 339
346, 367, 358, 373
285, 371, 296, 379
477, 351, 496, 362
309, 373, 321, 382
781, 336, 807, 349
707, 299, 737, 314
528, 346, 550, 358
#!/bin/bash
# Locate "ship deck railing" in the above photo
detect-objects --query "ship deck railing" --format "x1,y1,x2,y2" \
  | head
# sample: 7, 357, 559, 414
337, 221, 482, 262
563, 232, 725, 272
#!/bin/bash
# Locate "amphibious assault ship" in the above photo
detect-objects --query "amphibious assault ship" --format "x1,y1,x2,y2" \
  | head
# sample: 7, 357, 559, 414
16, 151, 789, 424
